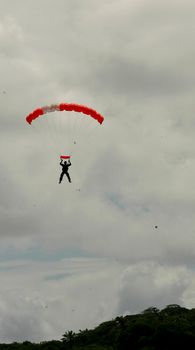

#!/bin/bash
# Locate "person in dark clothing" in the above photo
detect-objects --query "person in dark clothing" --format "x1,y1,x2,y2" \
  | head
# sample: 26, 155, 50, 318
59, 159, 72, 183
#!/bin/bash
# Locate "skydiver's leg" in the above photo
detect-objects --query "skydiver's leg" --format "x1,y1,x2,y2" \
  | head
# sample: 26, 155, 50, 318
59, 172, 64, 183
65, 172, 71, 183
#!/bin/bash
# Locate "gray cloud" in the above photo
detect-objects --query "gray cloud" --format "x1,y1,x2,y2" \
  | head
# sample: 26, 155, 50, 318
1, 0, 195, 342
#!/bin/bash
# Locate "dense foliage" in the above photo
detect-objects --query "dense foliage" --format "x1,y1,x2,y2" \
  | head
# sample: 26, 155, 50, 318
1, 304, 195, 349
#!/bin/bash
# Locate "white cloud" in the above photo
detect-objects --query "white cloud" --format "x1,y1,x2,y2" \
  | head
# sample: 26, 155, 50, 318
117, 262, 191, 315
0, 257, 122, 342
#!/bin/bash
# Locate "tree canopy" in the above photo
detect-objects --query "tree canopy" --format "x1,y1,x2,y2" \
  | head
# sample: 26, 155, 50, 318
1, 304, 195, 350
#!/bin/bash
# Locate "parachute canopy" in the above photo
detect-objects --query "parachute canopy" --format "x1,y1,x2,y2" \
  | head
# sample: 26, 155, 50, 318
26, 103, 104, 125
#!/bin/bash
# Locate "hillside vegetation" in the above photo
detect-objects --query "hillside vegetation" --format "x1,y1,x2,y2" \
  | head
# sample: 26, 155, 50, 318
1, 304, 195, 349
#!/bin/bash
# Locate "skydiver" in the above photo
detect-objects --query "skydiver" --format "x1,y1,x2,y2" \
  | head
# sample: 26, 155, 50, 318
59, 159, 72, 184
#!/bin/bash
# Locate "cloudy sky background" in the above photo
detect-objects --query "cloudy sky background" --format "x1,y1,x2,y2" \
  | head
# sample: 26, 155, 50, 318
1, 0, 195, 343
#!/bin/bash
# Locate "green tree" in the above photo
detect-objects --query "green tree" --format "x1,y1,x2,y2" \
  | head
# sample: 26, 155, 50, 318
61, 331, 76, 349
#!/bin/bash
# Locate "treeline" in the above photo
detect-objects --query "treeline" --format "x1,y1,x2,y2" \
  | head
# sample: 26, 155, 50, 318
1, 304, 195, 349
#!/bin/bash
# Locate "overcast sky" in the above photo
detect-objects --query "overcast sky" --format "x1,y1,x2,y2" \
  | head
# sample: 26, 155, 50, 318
1, 0, 195, 343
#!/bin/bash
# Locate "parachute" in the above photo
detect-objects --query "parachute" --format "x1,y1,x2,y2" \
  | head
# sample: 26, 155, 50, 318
25, 102, 104, 160
26, 103, 104, 125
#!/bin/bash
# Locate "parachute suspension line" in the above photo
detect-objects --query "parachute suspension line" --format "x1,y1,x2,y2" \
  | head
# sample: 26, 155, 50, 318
44, 114, 56, 153
67, 111, 76, 154
30, 122, 46, 154
71, 112, 83, 147
45, 114, 59, 157
52, 112, 61, 155
30, 113, 59, 159
40, 106, 60, 157
63, 110, 73, 157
